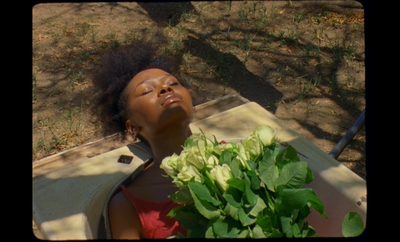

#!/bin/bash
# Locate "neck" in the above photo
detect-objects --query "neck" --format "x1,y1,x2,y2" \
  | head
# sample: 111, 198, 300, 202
146, 125, 192, 165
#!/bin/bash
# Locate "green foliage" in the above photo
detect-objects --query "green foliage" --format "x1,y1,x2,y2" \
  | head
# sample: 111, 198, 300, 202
161, 125, 329, 238
342, 212, 364, 237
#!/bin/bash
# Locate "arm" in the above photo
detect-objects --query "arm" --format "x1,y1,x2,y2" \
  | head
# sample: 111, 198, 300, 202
108, 190, 143, 239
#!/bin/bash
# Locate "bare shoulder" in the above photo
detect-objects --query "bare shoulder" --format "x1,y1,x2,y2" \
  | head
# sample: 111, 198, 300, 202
108, 190, 142, 239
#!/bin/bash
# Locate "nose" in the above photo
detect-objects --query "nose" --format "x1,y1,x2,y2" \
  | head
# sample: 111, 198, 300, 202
158, 84, 173, 96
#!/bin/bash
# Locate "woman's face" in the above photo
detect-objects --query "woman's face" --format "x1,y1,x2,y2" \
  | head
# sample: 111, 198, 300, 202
125, 68, 194, 138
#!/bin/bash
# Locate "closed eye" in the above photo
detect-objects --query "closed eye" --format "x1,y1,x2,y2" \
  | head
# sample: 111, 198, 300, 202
141, 88, 153, 95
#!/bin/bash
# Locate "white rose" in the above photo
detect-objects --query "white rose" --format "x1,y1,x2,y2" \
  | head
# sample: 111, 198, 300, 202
186, 147, 206, 170
206, 154, 219, 169
241, 135, 262, 159
160, 154, 179, 176
177, 165, 203, 183
253, 125, 276, 147
210, 164, 232, 191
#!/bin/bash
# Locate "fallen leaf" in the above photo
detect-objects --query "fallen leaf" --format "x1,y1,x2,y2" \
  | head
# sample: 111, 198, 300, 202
277, 9, 285, 14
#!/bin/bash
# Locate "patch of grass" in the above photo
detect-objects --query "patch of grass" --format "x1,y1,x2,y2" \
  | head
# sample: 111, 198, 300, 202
293, 13, 304, 23
253, 5, 268, 29
328, 39, 358, 62
302, 43, 320, 58
211, 53, 233, 79
50, 32, 62, 44
219, 27, 232, 41
311, 13, 323, 24
238, 6, 249, 23
123, 29, 143, 44
33, 102, 91, 160
231, 32, 257, 51
162, 38, 182, 55
180, 8, 199, 23
76, 22, 92, 37
88, 29, 98, 43
66, 69, 84, 88
99, 33, 121, 50
311, 27, 326, 44
297, 73, 321, 100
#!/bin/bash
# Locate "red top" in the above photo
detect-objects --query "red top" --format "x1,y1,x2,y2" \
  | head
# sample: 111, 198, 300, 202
119, 184, 186, 239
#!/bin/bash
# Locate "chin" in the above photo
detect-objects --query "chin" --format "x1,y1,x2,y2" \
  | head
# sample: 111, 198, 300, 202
160, 105, 193, 125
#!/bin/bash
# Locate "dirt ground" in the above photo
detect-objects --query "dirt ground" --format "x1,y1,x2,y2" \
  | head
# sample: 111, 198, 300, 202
32, 1, 366, 180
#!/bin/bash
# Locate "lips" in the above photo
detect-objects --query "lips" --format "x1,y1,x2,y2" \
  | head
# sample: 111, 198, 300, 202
160, 93, 183, 107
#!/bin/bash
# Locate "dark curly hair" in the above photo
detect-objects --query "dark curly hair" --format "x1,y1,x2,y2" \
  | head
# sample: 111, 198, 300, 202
91, 36, 180, 140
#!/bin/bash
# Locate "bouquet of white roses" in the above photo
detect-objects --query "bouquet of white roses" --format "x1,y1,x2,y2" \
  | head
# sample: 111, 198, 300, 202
160, 125, 328, 238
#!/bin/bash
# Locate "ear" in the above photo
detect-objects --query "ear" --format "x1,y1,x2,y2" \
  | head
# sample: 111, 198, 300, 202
126, 120, 140, 136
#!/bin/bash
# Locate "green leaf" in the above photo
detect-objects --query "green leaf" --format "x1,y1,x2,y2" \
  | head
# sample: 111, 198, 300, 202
244, 175, 258, 206
168, 186, 193, 204
212, 217, 242, 238
276, 159, 290, 171
170, 204, 208, 230
188, 183, 220, 219
238, 206, 256, 226
266, 143, 282, 157
308, 191, 328, 219
212, 135, 219, 146
276, 161, 307, 189
295, 204, 311, 228
280, 215, 293, 237
275, 145, 286, 166
189, 224, 209, 238
247, 160, 257, 171
279, 188, 313, 211
256, 207, 276, 230
342, 212, 364, 237
237, 229, 250, 238
223, 203, 239, 220
223, 186, 242, 208
255, 215, 272, 232
292, 223, 301, 238
188, 182, 221, 206
205, 224, 215, 238
265, 228, 284, 238
262, 187, 275, 211
219, 150, 232, 165
249, 196, 267, 217
258, 149, 278, 192
202, 172, 216, 197
252, 224, 266, 238
247, 164, 261, 190
229, 157, 243, 178
284, 145, 300, 161
304, 167, 314, 184
227, 177, 245, 191
303, 224, 317, 237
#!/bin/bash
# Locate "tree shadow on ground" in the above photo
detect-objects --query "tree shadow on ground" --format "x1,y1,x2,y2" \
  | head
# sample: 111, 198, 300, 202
137, 2, 197, 27
182, 35, 283, 114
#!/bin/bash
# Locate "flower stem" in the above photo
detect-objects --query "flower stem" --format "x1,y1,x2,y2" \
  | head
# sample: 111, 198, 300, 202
237, 152, 252, 171
261, 187, 274, 212
244, 161, 252, 171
